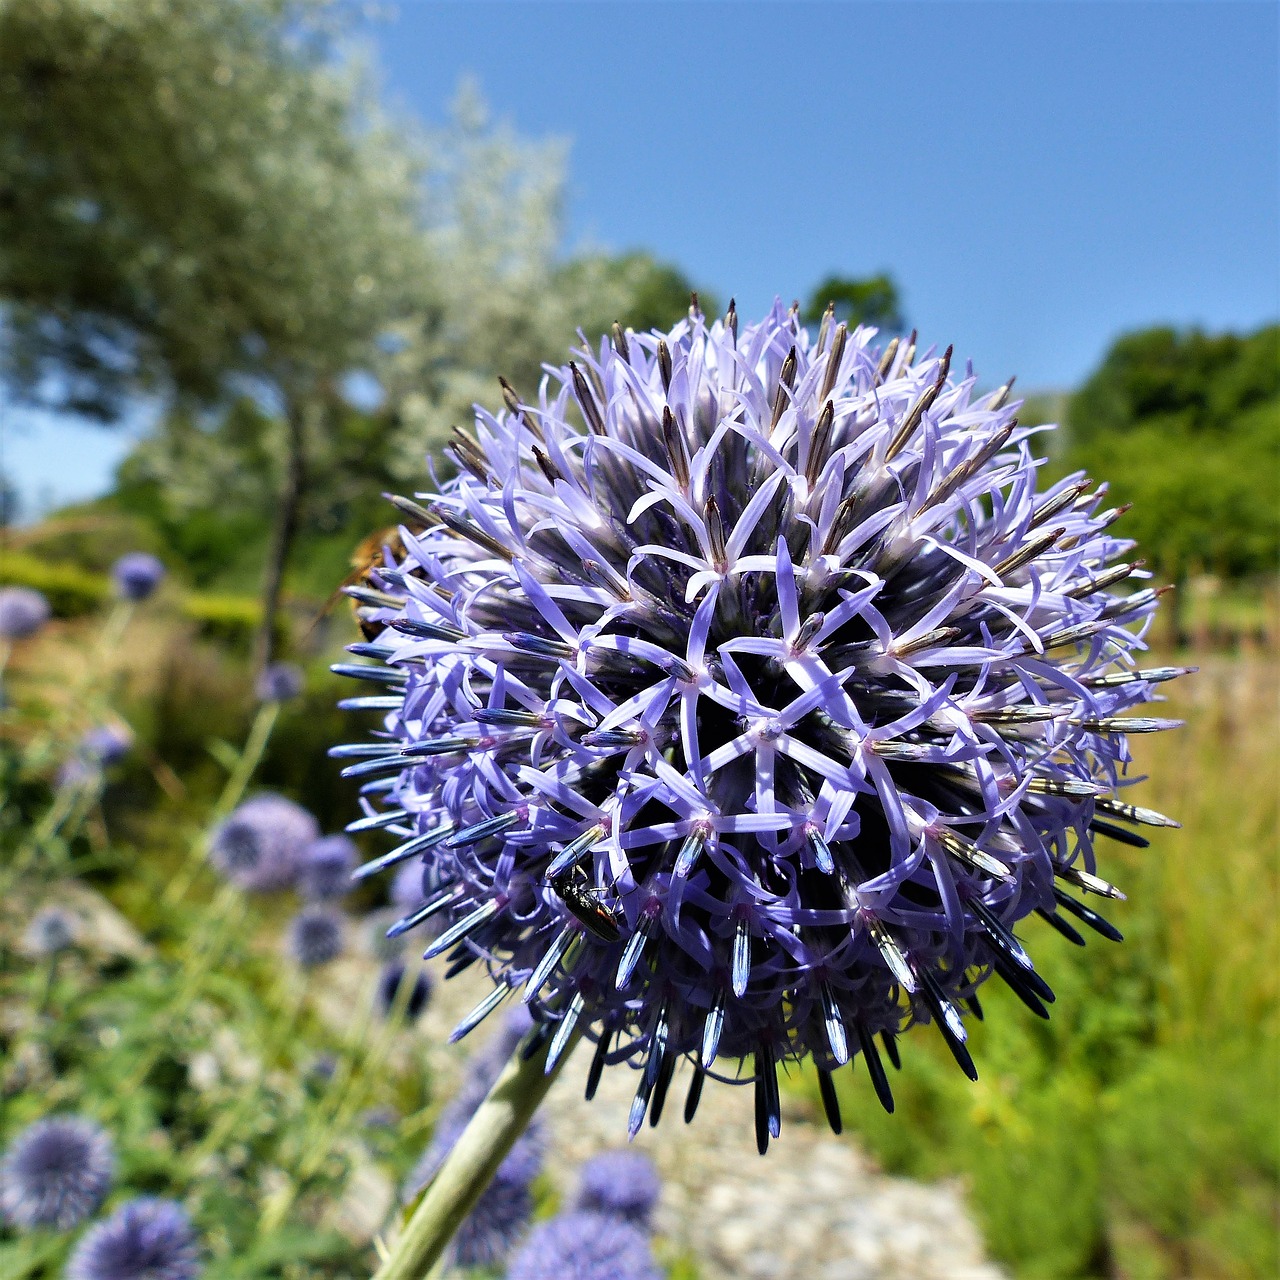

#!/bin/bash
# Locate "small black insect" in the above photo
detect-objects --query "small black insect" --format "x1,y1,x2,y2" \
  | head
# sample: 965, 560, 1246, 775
549, 870, 622, 943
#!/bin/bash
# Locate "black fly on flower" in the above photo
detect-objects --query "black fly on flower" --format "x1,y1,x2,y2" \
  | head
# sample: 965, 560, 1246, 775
333, 299, 1186, 1153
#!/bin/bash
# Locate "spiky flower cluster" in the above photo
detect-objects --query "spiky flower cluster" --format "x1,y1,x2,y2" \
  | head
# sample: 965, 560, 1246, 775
335, 301, 1184, 1150
67, 1197, 201, 1280
0, 1115, 114, 1230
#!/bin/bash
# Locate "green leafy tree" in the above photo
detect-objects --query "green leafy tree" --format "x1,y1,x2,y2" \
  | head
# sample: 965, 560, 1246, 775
1064, 325, 1279, 596
801, 272, 905, 333
0, 0, 431, 663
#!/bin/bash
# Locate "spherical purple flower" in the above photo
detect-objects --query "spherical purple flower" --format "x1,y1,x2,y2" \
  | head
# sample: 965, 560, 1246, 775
0, 586, 51, 639
111, 552, 166, 602
208, 794, 317, 892
298, 835, 357, 900
255, 662, 305, 704
67, 1197, 200, 1280
23, 906, 78, 956
80, 723, 134, 766
288, 905, 345, 969
0, 1115, 113, 1229
376, 961, 433, 1021
573, 1151, 661, 1229
336, 302, 1186, 1149
507, 1211, 659, 1280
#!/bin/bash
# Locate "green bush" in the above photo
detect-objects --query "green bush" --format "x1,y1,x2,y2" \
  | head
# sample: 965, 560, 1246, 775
0, 547, 109, 614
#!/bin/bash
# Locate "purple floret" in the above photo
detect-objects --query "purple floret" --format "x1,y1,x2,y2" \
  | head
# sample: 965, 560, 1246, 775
573, 1150, 661, 1229
67, 1197, 200, 1280
0, 586, 51, 639
336, 301, 1187, 1148
209, 793, 317, 892
507, 1211, 660, 1280
111, 552, 166, 601
0, 1115, 113, 1230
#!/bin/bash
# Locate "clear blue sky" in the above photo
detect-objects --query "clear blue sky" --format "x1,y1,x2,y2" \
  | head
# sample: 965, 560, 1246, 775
6, 0, 1277, 516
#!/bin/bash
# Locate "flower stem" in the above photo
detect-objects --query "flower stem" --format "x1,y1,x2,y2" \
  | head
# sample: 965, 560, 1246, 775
372, 1027, 579, 1280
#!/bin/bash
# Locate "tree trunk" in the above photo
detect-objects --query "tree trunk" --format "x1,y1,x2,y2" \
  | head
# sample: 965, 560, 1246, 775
253, 395, 307, 672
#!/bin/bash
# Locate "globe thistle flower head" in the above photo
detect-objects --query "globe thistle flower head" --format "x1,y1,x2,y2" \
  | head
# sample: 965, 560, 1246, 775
507, 1211, 660, 1280
573, 1151, 661, 1229
23, 906, 79, 957
209, 794, 317, 892
288, 905, 345, 969
376, 961, 433, 1021
298, 834, 357, 900
337, 301, 1186, 1149
0, 1114, 114, 1229
255, 661, 305, 704
0, 586, 51, 639
111, 552, 166, 601
67, 1197, 201, 1280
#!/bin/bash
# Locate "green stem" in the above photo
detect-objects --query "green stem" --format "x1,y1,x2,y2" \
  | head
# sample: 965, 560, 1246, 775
163, 701, 280, 908
372, 1029, 579, 1280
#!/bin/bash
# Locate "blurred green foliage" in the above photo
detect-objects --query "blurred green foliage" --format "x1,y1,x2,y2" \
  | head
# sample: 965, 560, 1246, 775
1059, 324, 1279, 584
801, 272, 905, 333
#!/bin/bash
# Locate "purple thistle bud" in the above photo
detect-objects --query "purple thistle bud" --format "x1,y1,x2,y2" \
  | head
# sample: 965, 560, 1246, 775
67, 1197, 201, 1280
0, 586, 51, 639
573, 1151, 661, 1230
0, 1115, 113, 1230
111, 552, 166, 602
507, 1211, 660, 1280
79, 723, 134, 766
298, 835, 357, 900
288, 905, 345, 969
23, 906, 78, 956
255, 662, 305, 704
208, 794, 317, 892
336, 302, 1186, 1145
376, 961, 433, 1021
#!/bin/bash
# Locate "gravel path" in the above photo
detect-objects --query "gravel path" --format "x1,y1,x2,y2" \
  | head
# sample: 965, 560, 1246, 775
407, 957, 1005, 1280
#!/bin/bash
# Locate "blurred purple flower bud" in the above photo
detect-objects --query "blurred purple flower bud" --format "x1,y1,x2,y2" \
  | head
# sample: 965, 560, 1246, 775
209, 794, 317, 892
376, 961, 433, 1022
23, 906, 78, 956
0, 586, 51, 639
507, 1211, 660, 1280
111, 553, 166, 602
573, 1151, 661, 1230
288, 905, 345, 969
0, 1115, 113, 1230
67, 1197, 200, 1280
255, 662, 304, 704
298, 835, 357, 900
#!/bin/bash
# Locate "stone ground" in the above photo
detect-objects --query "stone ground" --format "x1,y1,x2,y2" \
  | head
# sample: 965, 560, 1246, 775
406, 953, 1005, 1280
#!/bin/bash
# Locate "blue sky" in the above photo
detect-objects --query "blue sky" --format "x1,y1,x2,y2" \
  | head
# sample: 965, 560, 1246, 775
5, 0, 1277, 516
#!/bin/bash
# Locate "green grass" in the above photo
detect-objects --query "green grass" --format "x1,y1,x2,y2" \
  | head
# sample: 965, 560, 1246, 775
795, 653, 1279, 1278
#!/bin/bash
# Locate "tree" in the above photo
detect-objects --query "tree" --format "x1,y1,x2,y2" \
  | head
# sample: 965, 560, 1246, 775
1063, 324, 1279, 606
374, 82, 715, 477
0, 0, 430, 663
801, 273, 905, 333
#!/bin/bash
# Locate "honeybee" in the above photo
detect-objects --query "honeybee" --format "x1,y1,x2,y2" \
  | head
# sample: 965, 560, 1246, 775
307, 525, 409, 643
